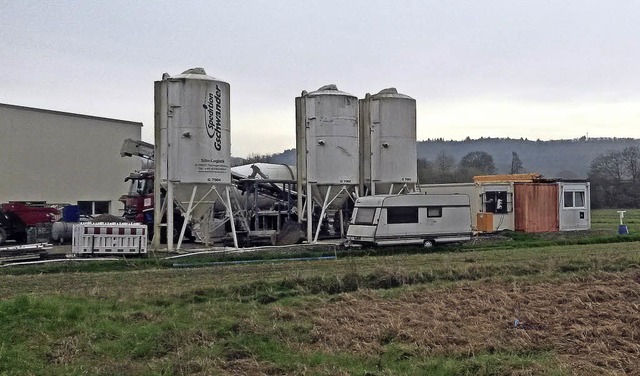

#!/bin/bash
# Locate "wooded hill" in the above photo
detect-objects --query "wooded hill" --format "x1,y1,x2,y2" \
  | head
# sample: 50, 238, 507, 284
248, 137, 640, 179
416, 137, 640, 178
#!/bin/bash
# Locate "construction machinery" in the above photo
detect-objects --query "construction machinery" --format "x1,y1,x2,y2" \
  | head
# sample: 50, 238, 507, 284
0, 203, 58, 246
120, 139, 194, 243
120, 139, 303, 247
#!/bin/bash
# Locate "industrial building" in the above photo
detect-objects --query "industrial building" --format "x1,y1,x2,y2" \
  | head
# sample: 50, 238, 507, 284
0, 103, 142, 215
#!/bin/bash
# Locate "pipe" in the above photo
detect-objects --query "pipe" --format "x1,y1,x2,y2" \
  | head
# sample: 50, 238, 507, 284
1, 257, 121, 268
164, 240, 341, 260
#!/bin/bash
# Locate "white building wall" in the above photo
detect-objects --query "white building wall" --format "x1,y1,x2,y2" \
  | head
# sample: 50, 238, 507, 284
420, 182, 515, 231
0, 103, 142, 214
558, 181, 591, 231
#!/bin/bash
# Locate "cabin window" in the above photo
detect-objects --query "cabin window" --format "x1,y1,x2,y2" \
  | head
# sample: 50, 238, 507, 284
354, 208, 376, 225
128, 178, 154, 196
427, 206, 442, 218
564, 191, 586, 208
482, 191, 511, 213
387, 207, 419, 224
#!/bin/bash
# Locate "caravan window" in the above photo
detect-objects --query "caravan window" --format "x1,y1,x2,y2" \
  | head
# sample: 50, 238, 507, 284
387, 207, 419, 224
354, 208, 376, 225
564, 191, 586, 208
427, 206, 442, 218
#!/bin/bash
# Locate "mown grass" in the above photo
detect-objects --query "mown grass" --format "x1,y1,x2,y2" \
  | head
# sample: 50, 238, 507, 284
589, 208, 640, 234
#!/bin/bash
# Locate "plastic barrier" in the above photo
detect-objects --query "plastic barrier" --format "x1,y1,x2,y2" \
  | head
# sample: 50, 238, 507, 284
72, 222, 147, 255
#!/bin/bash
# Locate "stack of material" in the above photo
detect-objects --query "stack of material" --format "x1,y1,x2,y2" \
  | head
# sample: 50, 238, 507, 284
473, 173, 549, 183
0, 243, 51, 264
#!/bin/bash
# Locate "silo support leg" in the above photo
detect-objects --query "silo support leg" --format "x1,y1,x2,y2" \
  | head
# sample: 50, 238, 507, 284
314, 187, 332, 243
313, 186, 351, 242
231, 187, 250, 232
177, 186, 197, 250
306, 182, 312, 243
167, 183, 174, 251
152, 190, 168, 250
300, 199, 307, 221
226, 186, 239, 249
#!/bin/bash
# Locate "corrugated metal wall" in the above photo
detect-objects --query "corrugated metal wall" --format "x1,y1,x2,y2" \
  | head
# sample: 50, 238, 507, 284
514, 183, 559, 232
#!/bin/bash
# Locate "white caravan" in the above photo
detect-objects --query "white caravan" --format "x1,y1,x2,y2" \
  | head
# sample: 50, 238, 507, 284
346, 194, 472, 247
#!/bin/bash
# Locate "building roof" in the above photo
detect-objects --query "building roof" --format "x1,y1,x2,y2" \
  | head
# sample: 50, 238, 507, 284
472, 173, 588, 184
0, 102, 143, 127
473, 173, 548, 183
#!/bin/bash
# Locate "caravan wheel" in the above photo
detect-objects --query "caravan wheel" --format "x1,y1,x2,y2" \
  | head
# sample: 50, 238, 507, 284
423, 240, 434, 248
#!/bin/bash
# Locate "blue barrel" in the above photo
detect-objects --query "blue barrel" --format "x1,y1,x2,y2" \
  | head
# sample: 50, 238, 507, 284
62, 205, 80, 222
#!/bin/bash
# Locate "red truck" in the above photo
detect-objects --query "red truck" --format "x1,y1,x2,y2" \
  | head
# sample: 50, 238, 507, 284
0, 203, 58, 246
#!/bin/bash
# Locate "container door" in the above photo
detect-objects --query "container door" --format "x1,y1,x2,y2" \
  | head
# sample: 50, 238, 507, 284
514, 184, 558, 232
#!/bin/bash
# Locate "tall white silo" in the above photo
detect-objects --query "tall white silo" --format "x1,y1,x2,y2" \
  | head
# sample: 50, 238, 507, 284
359, 88, 417, 195
154, 67, 237, 250
296, 85, 359, 242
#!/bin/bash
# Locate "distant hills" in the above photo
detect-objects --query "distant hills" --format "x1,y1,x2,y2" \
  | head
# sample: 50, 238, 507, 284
415, 138, 640, 178
238, 137, 640, 179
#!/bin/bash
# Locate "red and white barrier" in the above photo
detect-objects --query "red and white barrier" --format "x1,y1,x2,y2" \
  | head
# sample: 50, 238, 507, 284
72, 223, 147, 255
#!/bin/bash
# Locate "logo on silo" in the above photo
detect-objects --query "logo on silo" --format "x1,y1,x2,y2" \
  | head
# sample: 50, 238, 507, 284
202, 85, 223, 151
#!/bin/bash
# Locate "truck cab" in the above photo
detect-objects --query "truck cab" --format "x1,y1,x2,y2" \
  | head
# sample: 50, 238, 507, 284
122, 170, 155, 223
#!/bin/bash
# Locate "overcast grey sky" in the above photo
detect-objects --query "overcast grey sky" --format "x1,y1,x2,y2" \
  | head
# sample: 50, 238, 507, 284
2, 1, 639, 157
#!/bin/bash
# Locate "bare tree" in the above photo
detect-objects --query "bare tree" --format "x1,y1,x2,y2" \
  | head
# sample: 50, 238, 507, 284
510, 151, 525, 174
622, 146, 640, 185
416, 158, 434, 183
589, 151, 625, 185
588, 149, 640, 208
433, 151, 457, 183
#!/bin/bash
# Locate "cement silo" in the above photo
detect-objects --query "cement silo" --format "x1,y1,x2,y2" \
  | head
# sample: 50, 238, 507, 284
154, 67, 237, 249
359, 88, 417, 195
295, 85, 359, 242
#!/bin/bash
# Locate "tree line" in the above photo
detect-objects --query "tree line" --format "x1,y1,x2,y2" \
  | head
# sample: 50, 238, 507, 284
417, 146, 640, 209
588, 146, 640, 208
418, 151, 524, 184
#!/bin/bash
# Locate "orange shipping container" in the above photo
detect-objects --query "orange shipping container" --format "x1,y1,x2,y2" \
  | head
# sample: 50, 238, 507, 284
514, 183, 559, 233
